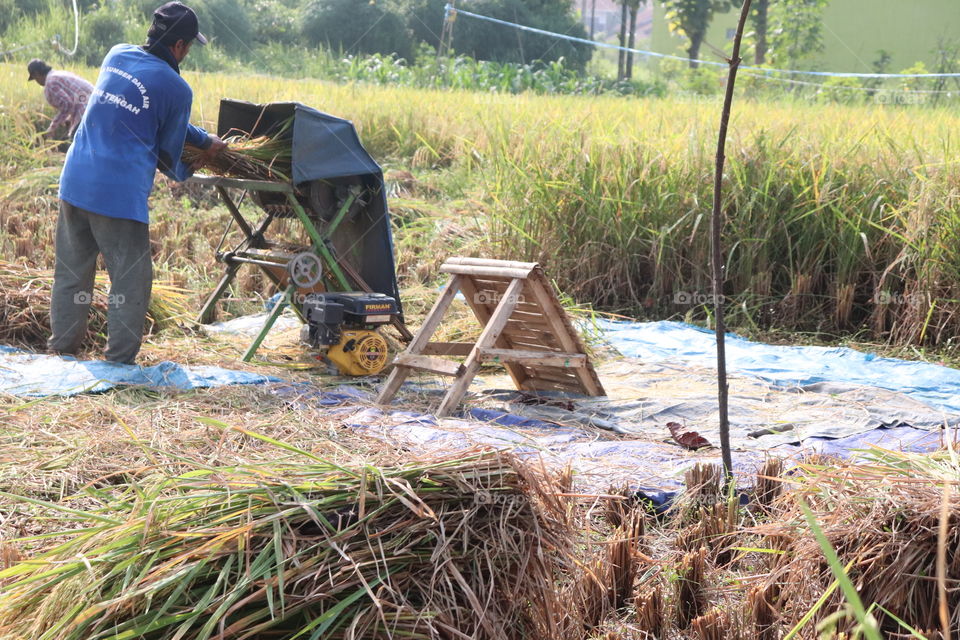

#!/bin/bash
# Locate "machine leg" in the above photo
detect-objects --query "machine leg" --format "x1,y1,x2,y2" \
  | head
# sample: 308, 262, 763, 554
243, 284, 296, 362
197, 263, 240, 324
374, 365, 412, 406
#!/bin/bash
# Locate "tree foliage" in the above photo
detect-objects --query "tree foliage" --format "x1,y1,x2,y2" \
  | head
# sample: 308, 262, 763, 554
407, 0, 592, 72
81, 9, 126, 65
193, 0, 254, 55
302, 0, 414, 62
661, 0, 732, 68
766, 0, 829, 67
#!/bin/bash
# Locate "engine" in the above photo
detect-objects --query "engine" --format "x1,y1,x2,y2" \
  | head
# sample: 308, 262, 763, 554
300, 292, 398, 376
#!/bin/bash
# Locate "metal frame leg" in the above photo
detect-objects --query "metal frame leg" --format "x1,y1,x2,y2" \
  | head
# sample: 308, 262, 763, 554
243, 284, 297, 362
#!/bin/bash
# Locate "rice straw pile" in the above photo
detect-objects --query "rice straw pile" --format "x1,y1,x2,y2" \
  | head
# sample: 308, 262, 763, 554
0, 442, 579, 640
754, 447, 960, 636
0, 260, 189, 349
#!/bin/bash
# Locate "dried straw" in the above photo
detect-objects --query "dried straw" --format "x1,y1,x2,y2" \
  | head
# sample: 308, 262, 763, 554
755, 448, 960, 635
183, 120, 293, 182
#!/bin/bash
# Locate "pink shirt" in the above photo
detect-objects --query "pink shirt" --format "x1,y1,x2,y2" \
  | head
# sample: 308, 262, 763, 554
43, 70, 94, 135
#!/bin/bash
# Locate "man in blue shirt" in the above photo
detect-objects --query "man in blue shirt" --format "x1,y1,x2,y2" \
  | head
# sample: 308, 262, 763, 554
49, 2, 226, 364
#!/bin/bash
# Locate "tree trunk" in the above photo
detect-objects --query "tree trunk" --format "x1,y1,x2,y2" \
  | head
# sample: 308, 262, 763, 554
712, 0, 752, 483
589, 0, 597, 40
618, 2, 628, 80
753, 0, 768, 65
626, 5, 638, 79
688, 32, 702, 69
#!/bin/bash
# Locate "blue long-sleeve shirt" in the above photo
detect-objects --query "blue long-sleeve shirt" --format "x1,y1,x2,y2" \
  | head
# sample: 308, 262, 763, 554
59, 44, 209, 224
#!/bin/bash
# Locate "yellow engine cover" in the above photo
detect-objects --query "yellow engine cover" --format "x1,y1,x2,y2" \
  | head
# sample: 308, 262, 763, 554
327, 330, 390, 376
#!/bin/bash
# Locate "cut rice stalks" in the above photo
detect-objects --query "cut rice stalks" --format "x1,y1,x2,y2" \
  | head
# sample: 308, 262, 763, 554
755, 447, 960, 636
0, 441, 580, 640
0, 260, 189, 350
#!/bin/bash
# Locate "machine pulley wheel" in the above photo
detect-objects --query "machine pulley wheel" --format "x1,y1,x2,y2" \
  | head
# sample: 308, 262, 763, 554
287, 252, 324, 288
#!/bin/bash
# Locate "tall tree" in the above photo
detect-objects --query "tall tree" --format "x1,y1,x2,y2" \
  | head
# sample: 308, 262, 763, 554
661, 0, 731, 68
406, 0, 593, 71
750, 0, 768, 64
618, 0, 628, 79
589, 0, 597, 39
624, 0, 644, 79
766, 0, 829, 67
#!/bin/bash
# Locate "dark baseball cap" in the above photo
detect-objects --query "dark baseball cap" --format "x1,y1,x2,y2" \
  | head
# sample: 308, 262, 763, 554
146, 2, 208, 47
27, 59, 51, 81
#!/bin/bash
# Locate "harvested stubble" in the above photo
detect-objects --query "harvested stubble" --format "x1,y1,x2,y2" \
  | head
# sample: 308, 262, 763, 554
0, 260, 187, 349
755, 448, 960, 635
634, 587, 664, 637
675, 547, 709, 629
0, 445, 581, 640
690, 607, 741, 640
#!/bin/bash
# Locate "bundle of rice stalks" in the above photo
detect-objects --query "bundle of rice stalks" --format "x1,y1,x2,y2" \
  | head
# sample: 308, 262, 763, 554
755, 448, 960, 636
0, 261, 189, 350
183, 120, 293, 182
0, 441, 579, 640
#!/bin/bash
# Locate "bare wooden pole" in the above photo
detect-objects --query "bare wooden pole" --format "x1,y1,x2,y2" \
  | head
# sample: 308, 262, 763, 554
438, 1, 458, 60
712, 0, 752, 481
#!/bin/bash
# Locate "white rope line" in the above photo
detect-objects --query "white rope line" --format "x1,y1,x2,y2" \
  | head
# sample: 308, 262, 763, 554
446, 4, 960, 80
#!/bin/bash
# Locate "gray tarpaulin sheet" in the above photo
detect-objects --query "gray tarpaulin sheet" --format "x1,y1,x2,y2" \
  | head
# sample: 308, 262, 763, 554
599, 319, 960, 414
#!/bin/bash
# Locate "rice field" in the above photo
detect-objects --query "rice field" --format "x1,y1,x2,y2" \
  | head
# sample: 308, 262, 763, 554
2, 59, 960, 638
4, 61, 960, 347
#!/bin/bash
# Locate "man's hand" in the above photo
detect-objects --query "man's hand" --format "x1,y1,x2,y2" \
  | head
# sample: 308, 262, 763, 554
191, 134, 227, 170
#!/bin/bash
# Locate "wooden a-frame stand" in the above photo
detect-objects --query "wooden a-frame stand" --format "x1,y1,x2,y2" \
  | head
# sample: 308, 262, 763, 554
376, 257, 605, 416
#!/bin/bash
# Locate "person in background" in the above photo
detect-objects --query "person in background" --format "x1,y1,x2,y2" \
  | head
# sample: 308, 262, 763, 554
48, 1, 226, 364
27, 59, 94, 139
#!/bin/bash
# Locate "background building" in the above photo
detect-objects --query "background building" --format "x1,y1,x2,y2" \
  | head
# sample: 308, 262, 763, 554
575, 0, 653, 42
650, 0, 960, 72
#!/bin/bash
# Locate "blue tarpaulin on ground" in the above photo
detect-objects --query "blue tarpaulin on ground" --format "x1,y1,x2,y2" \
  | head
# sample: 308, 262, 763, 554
3, 317, 958, 498
0, 348, 278, 397
598, 319, 960, 415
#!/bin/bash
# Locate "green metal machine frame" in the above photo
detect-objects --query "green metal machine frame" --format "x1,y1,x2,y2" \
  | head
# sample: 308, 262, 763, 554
190, 175, 379, 362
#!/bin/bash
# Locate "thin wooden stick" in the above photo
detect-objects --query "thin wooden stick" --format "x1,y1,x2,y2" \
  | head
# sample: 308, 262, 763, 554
712, 0, 752, 481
